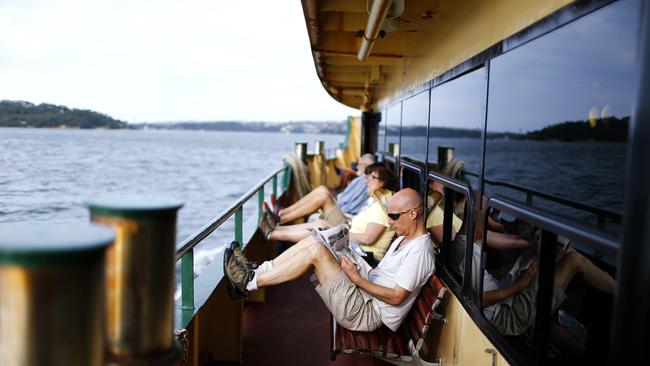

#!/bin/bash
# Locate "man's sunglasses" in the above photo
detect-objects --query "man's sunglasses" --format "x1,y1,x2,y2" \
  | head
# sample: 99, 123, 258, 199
386, 206, 421, 220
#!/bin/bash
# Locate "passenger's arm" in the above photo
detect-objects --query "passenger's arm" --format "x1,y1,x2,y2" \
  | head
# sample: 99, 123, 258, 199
483, 262, 537, 307
428, 225, 444, 246
350, 223, 386, 246
341, 256, 410, 305
427, 224, 457, 246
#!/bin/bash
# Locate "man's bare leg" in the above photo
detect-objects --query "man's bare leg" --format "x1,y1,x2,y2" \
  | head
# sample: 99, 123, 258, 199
279, 186, 338, 224
486, 231, 530, 250
257, 236, 341, 287
269, 219, 331, 243
279, 187, 325, 215
554, 250, 616, 294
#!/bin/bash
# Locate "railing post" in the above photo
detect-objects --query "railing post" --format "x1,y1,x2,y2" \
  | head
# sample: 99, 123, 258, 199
181, 251, 194, 312
272, 174, 278, 198
87, 195, 183, 365
235, 206, 243, 246
282, 164, 291, 191
526, 192, 533, 206
258, 186, 265, 221
0, 222, 113, 366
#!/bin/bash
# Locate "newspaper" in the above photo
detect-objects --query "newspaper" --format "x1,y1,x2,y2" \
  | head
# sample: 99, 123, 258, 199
309, 224, 372, 284
504, 232, 574, 284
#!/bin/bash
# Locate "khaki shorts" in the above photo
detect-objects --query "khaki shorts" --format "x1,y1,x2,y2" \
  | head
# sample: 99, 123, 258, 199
315, 271, 382, 332
320, 205, 347, 226
490, 279, 567, 336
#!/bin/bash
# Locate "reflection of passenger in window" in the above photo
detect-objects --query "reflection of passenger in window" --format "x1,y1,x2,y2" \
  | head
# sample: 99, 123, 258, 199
454, 210, 617, 336
426, 159, 528, 252
426, 178, 462, 246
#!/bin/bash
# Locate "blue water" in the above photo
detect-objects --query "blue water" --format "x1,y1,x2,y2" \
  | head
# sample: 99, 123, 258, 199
0, 128, 626, 276
0, 128, 344, 259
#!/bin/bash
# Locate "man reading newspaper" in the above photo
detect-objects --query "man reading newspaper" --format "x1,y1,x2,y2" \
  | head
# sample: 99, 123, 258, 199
224, 188, 435, 332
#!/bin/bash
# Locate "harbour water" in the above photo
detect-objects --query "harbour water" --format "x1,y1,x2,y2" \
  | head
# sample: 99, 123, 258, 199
1, 127, 626, 276
0, 128, 344, 267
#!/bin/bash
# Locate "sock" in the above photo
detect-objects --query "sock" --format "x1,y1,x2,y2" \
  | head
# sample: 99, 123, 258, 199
246, 270, 259, 291
257, 260, 274, 273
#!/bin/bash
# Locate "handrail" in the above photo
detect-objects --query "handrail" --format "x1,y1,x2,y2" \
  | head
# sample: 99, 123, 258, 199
427, 171, 476, 297
401, 159, 427, 195
464, 170, 621, 223
382, 153, 397, 164
174, 164, 291, 327
175, 166, 286, 260
400, 159, 425, 177
487, 194, 619, 257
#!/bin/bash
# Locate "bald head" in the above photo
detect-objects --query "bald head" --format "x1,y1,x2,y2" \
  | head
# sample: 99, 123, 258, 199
390, 188, 422, 211
386, 188, 426, 238
356, 154, 375, 174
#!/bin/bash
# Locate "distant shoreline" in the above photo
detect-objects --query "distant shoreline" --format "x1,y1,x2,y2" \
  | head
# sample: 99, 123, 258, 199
1, 100, 628, 142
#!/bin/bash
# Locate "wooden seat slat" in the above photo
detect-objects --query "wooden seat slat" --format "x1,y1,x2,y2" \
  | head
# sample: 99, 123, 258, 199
331, 274, 447, 362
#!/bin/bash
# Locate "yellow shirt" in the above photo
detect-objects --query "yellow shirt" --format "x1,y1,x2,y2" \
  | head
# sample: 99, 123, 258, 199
426, 193, 463, 232
350, 189, 395, 260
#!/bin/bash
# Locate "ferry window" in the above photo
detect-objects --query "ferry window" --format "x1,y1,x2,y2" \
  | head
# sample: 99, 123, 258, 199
428, 67, 486, 190
379, 108, 387, 154
386, 103, 401, 156
484, 0, 639, 235
426, 176, 469, 291
479, 216, 617, 364
401, 91, 429, 162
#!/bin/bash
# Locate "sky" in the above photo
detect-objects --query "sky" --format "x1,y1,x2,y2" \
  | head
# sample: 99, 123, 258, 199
0, 0, 359, 123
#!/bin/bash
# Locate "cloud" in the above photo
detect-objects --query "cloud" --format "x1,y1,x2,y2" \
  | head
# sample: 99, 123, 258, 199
0, 0, 358, 121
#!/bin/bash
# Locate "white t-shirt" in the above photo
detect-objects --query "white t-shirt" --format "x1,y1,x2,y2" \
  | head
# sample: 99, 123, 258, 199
368, 234, 435, 331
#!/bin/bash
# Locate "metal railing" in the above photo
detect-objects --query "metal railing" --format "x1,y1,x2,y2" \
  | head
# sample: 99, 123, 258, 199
174, 164, 291, 323
464, 171, 621, 228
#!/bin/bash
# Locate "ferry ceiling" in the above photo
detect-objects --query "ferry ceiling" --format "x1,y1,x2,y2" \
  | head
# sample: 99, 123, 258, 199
301, 0, 574, 112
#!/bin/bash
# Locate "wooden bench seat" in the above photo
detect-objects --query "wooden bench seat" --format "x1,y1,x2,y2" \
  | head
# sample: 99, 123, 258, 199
331, 274, 447, 365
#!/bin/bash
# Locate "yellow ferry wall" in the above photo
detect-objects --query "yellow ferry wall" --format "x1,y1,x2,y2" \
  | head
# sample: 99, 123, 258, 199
425, 286, 509, 365
339, 116, 361, 170
375, 0, 573, 108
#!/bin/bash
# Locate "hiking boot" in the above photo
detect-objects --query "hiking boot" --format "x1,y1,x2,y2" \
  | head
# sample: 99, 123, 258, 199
259, 212, 275, 240
223, 244, 255, 300
270, 194, 281, 216
229, 241, 258, 270
263, 202, 280, 225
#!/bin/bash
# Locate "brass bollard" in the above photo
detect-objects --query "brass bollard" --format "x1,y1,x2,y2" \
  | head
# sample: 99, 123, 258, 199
86, 195, 183, 365
0, 222, 114, 366
295, 142, 308, 164
437, 146, 454, 168
314, 140, 326, 185
388, 142, 400, 157
314, 140, 325, 156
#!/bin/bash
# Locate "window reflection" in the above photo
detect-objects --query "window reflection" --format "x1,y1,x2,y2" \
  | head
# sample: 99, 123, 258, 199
480, 216, 616, 362
428, 68, 486, 190
379, 108, 387, 153
401, 91, 429, 162
484, 0, 638, 232
386, 103, 401, 156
